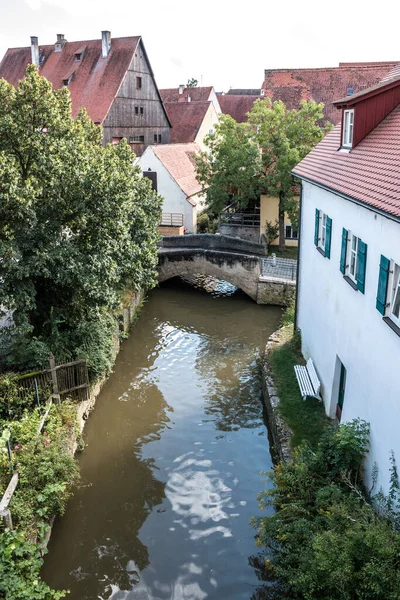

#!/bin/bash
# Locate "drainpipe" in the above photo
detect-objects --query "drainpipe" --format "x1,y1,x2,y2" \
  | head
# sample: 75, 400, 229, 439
293, 176, 303, 331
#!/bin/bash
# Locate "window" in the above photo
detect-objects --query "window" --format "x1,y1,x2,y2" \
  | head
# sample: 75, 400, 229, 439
130, 135, 144, 143
342, 109, 354, 148
376, 255, 400, 332
314, 209, 332, 258
154, 133, 162, 143
62, 76, 71, 86
140, 107, 144, 115
154, 133, 158, 143
74, 53, 82, 61
285, 225, 298, 240
135, 106, 139, 115
136, 76, 142, 89
340, 228, 367, 293
158, 134, 161, 143
112, 137, 122, 144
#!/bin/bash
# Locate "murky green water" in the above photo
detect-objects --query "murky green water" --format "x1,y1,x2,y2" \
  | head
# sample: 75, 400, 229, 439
42, 280, 281, 599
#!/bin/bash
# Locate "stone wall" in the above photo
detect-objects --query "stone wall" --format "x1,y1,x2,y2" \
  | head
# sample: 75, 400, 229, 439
257, 278, 296, 306
261, 328, 293, 463
76, 289, 144, 430
218, 224, 261, 244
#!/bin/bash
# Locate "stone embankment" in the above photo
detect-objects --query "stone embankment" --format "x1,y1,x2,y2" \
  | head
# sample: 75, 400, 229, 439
261, 328, 293, 463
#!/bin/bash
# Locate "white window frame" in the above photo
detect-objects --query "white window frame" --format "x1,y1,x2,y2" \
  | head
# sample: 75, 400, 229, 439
388, 260, 400, 326
317, 211, 327, 251
346, 231, 359, 282
342, 109, 354, 148
285, 224, 298, 240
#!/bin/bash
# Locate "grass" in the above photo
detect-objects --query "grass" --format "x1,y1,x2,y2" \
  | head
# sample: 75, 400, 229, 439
268, 324, 329, 448
269, 245, 299, 260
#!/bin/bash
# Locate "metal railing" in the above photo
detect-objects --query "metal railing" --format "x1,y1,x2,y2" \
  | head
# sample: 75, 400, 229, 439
219, 211, 260, 228
260, 256, 297, 282
160, 213, 184, 227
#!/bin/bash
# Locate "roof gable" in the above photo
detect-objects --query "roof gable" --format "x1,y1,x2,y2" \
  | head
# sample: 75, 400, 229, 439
164, 101, 211, 144
0, 36, 141, 123
149, 142, 203, 201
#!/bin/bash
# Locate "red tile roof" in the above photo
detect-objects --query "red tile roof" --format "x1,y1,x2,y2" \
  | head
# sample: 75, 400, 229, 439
150, 142, 202, 202
292, 105, 400, 219
160, 86, 213, 104
0, 36, 141, 123
262, 63, 399, 125
218, 95, 259, 122
164, 101, 211, 144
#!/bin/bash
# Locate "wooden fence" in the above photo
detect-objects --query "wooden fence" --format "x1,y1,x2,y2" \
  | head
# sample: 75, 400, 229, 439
17, 353, 90, 405
160, 213, 184, 227
1, 354, 90, 529
219, 211, 260, 228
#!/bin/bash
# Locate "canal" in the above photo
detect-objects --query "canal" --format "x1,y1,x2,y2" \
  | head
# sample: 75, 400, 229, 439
42, 279, 282, 599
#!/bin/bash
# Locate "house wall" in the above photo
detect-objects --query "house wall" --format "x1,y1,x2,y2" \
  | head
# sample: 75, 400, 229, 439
260, 195, 298, 246
297, 180, 400, 494
194, 103, 220, 150
138, 148, 197, 232
207, 88, 222, 114
103, 40, 170, 155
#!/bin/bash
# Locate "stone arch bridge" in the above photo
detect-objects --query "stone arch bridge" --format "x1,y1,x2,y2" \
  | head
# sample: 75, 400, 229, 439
158, 234, 296, 305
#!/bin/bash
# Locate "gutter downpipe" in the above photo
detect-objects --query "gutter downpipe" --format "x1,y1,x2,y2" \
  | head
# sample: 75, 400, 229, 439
292, 175, 303, 331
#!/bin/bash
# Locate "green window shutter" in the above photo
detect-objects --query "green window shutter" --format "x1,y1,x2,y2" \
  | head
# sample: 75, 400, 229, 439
340, 228, 348, 274
356, 240, 367, 294
314, 209, 320, 246
376, 255, 390, 315
325, 217, 332, 259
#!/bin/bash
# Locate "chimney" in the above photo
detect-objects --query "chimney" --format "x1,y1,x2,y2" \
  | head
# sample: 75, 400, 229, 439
54, 33, 67, 52
30, 36, 39, 68
186, 94, 191, 102
101, 31, 112, 58
178, 84, 185, 94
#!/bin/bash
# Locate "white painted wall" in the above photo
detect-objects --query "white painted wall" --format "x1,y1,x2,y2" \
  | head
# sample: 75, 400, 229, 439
138, 147, 199, 232
194, 103, 220, 151
298, 180, 400, 495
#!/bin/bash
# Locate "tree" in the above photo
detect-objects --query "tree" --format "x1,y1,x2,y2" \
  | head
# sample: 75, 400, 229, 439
187, 78, 198, 88
0, 65, 162, 376
195, 115, 263, 216
249, 98, 331, 251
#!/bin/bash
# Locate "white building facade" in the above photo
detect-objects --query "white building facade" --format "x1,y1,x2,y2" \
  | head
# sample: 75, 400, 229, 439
296, 180, 400, 493
293, 68, 400, 495
139, 143, 205, 233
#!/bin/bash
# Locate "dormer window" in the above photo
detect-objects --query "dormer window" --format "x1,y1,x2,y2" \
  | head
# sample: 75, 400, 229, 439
75, 53, 82, 61
342, 109, 354, 148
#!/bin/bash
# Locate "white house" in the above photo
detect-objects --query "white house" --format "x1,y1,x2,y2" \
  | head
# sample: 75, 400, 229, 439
139, 142, 205, 233
292, 66, 400, 495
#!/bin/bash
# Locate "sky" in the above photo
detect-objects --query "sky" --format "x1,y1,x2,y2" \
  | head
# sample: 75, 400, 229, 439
0, 0, 399, 92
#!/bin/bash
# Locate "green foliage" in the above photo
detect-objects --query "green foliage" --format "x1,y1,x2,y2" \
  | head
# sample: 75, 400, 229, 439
281, 301, 295, 327
0, 529, 66, 599
254, 420, 400, 600
0, 65, 162, 378
249, 98, 331, 249
265, 220, 279, 245
195, 115, 263, 215
197, 213, 210, 233
0, 402, 80, 597
187, 78, 198, 88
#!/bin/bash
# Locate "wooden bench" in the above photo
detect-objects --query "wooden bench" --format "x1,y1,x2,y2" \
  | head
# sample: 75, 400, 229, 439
294, 358, 321, 400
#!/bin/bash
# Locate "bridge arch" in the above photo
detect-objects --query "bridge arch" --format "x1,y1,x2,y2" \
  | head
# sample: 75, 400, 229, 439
158, 248, 261, 301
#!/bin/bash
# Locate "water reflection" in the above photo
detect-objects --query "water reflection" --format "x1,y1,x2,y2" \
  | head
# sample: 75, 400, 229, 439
43, 281, 281, 599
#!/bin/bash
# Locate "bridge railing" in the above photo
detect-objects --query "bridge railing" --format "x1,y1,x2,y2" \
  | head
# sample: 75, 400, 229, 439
219, 211, 261, 228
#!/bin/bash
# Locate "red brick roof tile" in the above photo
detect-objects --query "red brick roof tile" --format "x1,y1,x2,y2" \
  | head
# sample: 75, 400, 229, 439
292, 105, 400, 219
262, 63, 399, 125
164, 101, 211, 144
151, 142, 202, 202
160, 86, 213, 104
218, 95, 259, 122
0, 36, 141, 123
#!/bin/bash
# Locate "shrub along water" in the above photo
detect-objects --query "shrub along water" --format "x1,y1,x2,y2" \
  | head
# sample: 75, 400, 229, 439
254, 419, 400, 598
0, 401, 81, 598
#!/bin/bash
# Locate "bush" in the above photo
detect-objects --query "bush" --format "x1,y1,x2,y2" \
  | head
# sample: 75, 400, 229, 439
253, 419, 400, 599
197, 213, 210, 233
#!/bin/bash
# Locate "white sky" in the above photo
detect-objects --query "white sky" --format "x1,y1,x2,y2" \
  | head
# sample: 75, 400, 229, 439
0, 0, 399, 92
